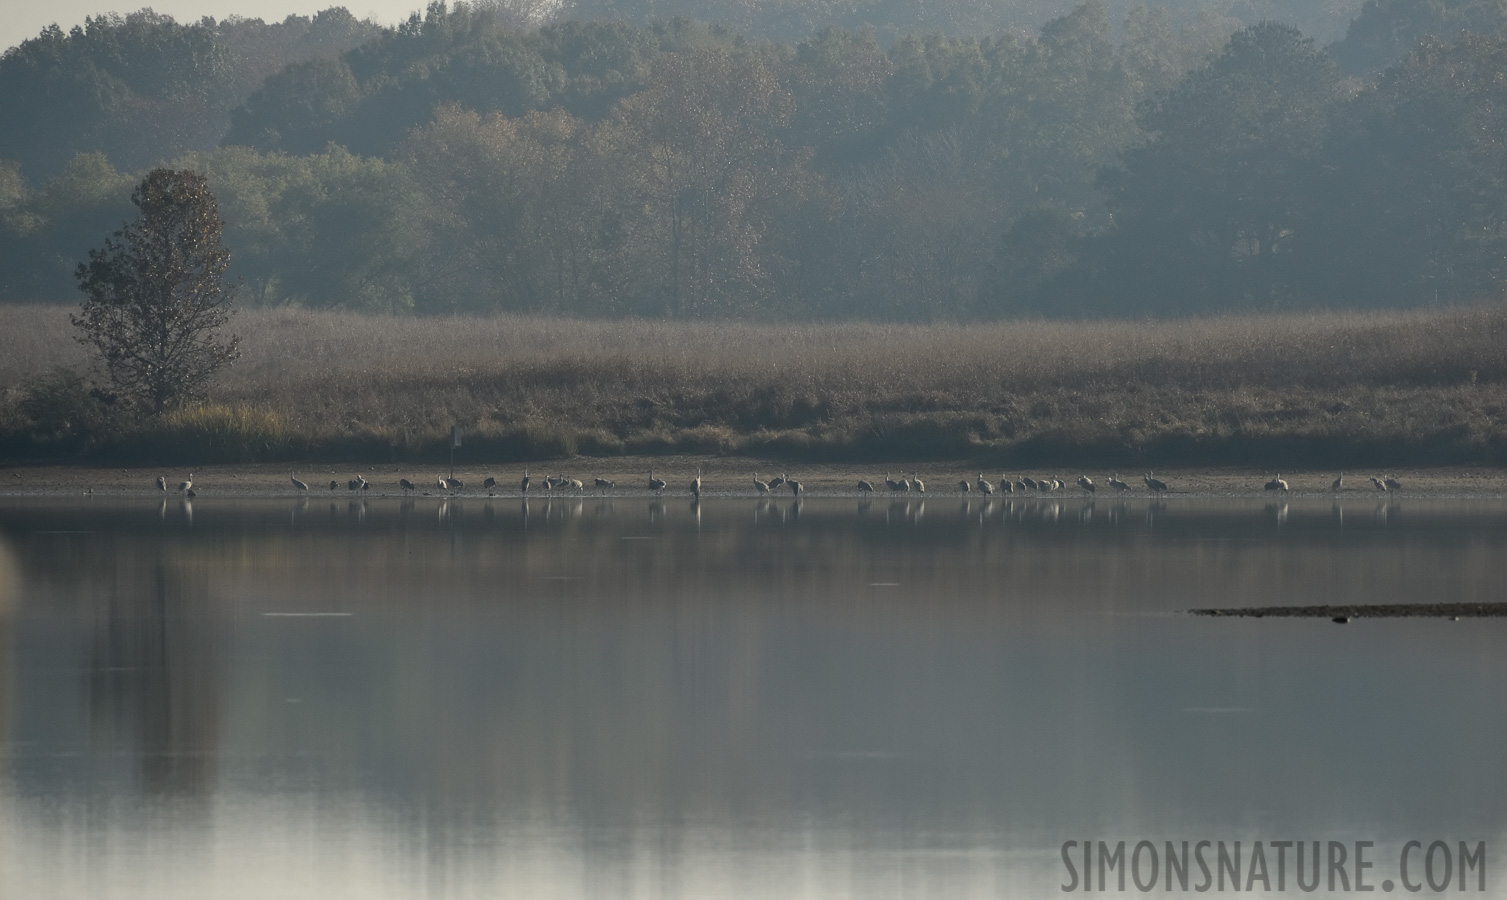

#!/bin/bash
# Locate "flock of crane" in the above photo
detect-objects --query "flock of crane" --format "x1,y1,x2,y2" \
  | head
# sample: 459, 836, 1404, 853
151, 469, 1406, 497
849, 472, 1168, 495
1264, 472, 1402, 493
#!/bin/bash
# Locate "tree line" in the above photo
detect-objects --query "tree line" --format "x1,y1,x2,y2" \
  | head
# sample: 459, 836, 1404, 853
3, 0, 1507, 319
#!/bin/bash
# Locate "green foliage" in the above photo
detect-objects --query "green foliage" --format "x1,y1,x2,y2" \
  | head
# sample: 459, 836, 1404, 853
0, 160, 32, 233
0, 8, 380, 184
273, 148, 426, 312
1331, 0, 1507, 74
12, 3, 1507, 320
226, 56, 364, 154
73, 170, 242, 414
0, 153, 135, 301
1085, 23, 1346, 314
1307, 33, 1507, 306
167, 146, 302, 304
16, 367, 118, 448
0, 13, 232, 179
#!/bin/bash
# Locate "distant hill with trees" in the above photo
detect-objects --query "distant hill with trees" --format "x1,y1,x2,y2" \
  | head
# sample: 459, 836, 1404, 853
3, 0, 1507, 319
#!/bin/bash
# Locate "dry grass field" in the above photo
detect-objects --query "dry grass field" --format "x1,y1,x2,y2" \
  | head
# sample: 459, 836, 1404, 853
3, 303, 1507, 467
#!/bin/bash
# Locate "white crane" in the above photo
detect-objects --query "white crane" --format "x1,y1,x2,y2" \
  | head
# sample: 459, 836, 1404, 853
691, 467, 701, 498
1264, 473, 1289, 492
178, 474, 194, 494
291, 473, 309, 491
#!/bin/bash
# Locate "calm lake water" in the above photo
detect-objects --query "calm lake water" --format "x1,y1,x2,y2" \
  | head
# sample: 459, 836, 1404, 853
2, 494, 1506, 898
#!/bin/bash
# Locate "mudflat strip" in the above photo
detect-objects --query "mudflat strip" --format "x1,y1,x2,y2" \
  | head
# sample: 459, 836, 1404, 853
6, 461, 1507, 498
1192, 603, 1507, 618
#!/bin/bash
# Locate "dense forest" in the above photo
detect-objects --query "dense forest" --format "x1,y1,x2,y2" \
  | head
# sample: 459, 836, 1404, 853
4, 0, 1507, 319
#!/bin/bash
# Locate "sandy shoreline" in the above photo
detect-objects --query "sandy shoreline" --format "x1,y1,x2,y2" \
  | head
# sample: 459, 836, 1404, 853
4, 457, 1507, 498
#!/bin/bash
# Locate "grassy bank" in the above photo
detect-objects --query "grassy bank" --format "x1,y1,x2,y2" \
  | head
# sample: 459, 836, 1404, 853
3, 304, 1507, 467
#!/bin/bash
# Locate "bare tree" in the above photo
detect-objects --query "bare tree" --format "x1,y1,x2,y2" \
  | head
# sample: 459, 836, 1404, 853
73, 169, 240, 414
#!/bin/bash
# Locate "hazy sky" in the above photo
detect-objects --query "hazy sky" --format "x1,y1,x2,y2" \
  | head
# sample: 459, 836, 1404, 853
2, 1, 424, 54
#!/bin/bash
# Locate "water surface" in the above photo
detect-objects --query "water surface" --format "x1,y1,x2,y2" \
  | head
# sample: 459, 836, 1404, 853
2, 495, 1505, 898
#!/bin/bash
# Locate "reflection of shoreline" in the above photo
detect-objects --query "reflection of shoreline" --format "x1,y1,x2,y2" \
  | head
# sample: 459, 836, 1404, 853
0, 536, 16, 752
5, 497, 1507, 623
82, 557, 223, 798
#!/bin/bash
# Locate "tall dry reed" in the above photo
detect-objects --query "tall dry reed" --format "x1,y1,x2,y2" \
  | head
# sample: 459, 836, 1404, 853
4, 304, 1507, 464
